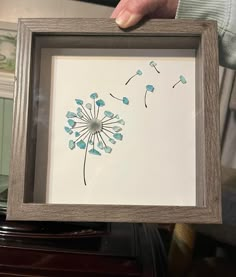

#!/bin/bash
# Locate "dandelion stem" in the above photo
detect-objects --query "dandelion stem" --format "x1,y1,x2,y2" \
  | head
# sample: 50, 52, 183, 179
102, 116, 116, 124
98, 132, 107, 148
172, 80, 181, 88
92, 133, 95, 150
83, 134, 92, 186
96, 132, 100, 144
101, 130, 113, 140
101, 115, 106, 121
74, 128, 90, 143
144, 90, 148, 108
154, 66, 160, 74
110, 93, 122, 102
125, 73, 137, 85
81, 105, 91, 120
93, 99, 96, 118
102, 120, 120, 126
102, 127, 115, 135
96, 106, 100, 119
89, 110, 93, 118
71, 124, 88, 129
77, 113, 90, 122
73, 120, 88, 124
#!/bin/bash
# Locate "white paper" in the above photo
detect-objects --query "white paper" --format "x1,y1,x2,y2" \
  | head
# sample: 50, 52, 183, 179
46, 49, 196, 206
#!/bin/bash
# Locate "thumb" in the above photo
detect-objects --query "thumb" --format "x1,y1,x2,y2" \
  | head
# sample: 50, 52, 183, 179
112, 0, 161, 29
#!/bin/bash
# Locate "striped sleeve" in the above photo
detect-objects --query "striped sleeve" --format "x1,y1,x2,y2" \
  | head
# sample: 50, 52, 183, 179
176, 0, 236, 69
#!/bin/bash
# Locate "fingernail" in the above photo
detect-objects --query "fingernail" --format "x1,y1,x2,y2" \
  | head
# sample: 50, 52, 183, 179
116, 10, 132, 28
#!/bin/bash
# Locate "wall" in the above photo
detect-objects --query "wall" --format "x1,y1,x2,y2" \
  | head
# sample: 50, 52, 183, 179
0, 0, 113, 23
0, 0, 112, 175
0, 98, 13, 175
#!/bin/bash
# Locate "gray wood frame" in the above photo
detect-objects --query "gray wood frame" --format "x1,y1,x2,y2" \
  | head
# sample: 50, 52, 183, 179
7, 18, 221, 223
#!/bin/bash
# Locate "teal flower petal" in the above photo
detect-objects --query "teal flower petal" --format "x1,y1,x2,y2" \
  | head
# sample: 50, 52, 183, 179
96, 99, 105, 107
180, 75, 187, 84
77, 108, 83, 118
68, 119, 76, 128
86, 103, 92, 110
104, 146, 112, 153
146, 85, 155, 92
69, 140, 75, 150
112, 126, 122, 132
104, 111, 114, 118
66, 111, 77, 118
97, 141, 104, 149
136, 69, 142, 75
75, 131, 80, 137
113, 133, 123, 141
77, 113, 83, 119
118, 119, 125, 125
89, 149, 101, 156
75, 99, 83, 105
109, 138, 116, 144
77, 140, 86, 149
122, 97, 129, 105
64, 126, 73, 135
115, 115, 120, 119
149, 61, 157, 67
90, 93, 98, 99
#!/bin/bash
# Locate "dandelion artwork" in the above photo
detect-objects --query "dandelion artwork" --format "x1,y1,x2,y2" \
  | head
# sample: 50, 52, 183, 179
110, 93, 129, 105
149, 61, 160, 74
172, 75, 187, 88
64, 92, 125, 186
144, 85, 155, 108
125, 69, 142, 85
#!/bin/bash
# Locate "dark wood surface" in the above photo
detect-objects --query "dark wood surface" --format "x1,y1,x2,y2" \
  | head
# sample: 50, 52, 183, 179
0, 218, 166, 276
7, 19, 221, 223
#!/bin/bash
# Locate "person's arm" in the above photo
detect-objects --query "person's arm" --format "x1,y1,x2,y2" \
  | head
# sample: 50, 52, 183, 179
112, 0, 236, 70
176, 0, 236, 69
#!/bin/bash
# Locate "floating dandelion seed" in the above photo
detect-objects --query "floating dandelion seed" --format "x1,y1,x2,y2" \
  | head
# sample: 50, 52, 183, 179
110, 93, 129, 105
125, 69, 142, 85
64, 93, 125, 186
144, 85, 155, 108
149, 61, 160, 74
172, 75, 187, 88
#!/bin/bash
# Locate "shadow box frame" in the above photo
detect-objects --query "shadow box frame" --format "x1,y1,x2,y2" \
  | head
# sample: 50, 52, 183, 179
7, 18, 221, 223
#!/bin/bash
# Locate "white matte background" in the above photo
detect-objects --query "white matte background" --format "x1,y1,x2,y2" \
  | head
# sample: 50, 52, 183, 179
46, 49, 196, 206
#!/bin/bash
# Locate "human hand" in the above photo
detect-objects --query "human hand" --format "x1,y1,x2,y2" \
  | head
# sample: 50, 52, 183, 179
111, 0, 179, 28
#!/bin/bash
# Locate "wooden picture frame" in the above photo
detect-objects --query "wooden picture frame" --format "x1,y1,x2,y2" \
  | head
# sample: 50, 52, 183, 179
7, 18, 221, 223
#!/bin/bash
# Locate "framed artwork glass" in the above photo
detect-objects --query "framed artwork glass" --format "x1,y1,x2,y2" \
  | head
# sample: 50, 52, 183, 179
7, 19, 221, 223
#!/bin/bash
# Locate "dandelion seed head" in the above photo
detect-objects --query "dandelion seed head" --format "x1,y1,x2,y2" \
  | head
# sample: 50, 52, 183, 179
90, 93, 98, 99
180, 75, 187, 84
136, 69, 142, 75
146, 85, 155, 92
149, 61, 157, 67
88, 118, 102, 134
65, 93, 124, 158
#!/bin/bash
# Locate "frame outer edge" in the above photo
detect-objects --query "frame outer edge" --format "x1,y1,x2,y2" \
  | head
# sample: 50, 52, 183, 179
6, 19, 221, 223
7, 20, 32, 219
202, 21, 222, 222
